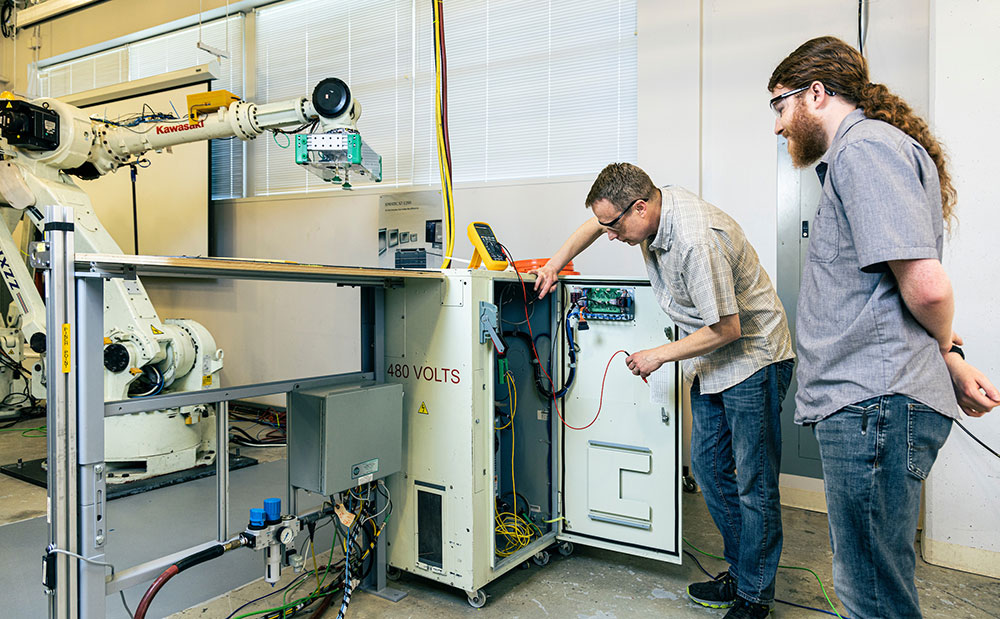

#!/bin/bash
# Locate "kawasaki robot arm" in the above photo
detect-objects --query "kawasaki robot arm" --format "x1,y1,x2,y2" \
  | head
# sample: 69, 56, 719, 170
0, 75, 380, 368
1, 76, 381, 186
0, 77, 379, 479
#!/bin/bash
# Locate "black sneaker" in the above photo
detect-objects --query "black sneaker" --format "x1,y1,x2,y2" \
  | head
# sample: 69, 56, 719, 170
686, 572, 737, 609
722, 597, 772, 618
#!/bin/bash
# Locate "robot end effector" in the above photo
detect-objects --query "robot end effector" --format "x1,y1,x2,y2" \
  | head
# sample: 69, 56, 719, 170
0, 76, 381, 187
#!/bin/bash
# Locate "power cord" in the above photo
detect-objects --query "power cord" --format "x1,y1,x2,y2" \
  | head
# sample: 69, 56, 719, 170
955, 420, 1000, 460
682, 538, 848, 619
0, 0, 13, 39
46, 547, 133, 618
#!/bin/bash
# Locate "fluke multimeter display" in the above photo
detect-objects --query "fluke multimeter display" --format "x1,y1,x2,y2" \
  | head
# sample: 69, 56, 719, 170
467, 222, 508, 271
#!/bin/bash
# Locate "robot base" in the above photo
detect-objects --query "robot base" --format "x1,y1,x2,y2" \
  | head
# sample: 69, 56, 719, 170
104, 407, 218, 483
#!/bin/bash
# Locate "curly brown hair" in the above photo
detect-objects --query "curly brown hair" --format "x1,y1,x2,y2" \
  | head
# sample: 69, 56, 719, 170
769, 36, 956, 225
585, 163, 655, 212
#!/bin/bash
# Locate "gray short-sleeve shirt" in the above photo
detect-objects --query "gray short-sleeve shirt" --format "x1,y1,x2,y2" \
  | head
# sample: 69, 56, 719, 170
641, 186, 794, 394
794, 109, 959, 423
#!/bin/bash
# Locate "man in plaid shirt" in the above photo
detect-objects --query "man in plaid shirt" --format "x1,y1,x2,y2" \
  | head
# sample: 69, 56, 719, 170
534, 162, 794, 619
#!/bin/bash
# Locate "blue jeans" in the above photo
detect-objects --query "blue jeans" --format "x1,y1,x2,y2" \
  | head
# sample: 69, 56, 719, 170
815, 395, 953, 619
690, 359, 793, 605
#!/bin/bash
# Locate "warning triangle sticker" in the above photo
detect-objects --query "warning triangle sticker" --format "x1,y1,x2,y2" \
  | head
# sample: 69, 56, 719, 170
5, 102, 11, 108
150, 325, 164, 335
418, 402, 429, 415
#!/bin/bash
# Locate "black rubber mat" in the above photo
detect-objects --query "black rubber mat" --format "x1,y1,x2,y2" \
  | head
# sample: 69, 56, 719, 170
0, 453, 258, 499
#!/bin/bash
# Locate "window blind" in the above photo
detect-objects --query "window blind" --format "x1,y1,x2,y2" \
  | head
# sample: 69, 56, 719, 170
252, 0, 636, 195
254, 0, 426, 195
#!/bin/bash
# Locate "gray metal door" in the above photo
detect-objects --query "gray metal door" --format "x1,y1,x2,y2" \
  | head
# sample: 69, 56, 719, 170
775, 137, 823, 479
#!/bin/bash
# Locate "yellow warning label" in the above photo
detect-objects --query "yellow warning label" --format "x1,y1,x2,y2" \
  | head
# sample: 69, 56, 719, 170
418, 401, 429, 415
4, 102, 11, 108
202, 375, 212, 387
150, 325, 164, 335
61, 324, 71, 373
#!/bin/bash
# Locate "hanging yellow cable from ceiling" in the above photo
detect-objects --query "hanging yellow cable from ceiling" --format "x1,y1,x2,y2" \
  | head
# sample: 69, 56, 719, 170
433, 0, 456, 269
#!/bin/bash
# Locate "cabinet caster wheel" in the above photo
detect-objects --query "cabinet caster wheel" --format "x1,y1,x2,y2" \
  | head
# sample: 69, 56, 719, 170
532, 550, 550, 567
682, 474, 699, 494
467, 589, 487, 608
520, 561, 532, 570
385, 565, 401, 581
557, 541, 574, 557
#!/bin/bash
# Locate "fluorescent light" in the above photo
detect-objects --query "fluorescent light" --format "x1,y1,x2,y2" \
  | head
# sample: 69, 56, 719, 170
59, 62, 220, 107
17, 0, 104, 28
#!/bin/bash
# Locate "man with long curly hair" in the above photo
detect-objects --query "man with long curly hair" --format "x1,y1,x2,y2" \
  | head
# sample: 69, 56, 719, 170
768, 36, 999, 618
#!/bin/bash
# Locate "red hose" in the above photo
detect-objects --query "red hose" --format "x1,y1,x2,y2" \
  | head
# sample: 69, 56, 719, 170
134, 564, 179, 619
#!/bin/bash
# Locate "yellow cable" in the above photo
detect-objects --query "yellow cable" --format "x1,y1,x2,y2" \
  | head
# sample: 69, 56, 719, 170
510, 378, 519, 541
495, 372, 516, 430
509, 371, 516, 418
433, 0, 455, 269
309, 538, 320, 594
493, 371, 534, 556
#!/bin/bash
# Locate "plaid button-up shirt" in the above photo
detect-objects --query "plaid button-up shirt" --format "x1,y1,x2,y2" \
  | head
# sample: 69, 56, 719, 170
641, 186, 794, 394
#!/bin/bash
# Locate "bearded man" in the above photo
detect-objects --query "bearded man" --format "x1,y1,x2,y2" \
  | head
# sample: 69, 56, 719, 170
769, 36, 999, 618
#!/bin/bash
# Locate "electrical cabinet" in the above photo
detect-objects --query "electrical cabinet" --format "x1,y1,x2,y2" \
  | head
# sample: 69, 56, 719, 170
287, 382, 403, 495
383, 271, 681, 607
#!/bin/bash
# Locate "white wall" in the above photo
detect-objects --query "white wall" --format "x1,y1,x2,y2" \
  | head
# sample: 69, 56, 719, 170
700, 0, 929, 277
923, 0, 1000, 578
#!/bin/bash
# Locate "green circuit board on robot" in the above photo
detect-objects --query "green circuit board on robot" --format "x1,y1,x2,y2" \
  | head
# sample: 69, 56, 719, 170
568, 286, 636, 321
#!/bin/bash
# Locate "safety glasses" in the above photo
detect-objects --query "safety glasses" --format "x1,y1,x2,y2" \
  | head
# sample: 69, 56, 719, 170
769, 84, 836, 117
598, 198, 642, 229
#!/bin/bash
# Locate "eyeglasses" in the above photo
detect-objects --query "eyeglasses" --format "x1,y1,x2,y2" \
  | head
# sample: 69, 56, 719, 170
597, 198, 642, 229
769, 84, 836, 117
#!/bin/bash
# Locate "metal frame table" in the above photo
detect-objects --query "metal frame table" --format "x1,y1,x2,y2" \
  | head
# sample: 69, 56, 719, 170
40, 205, 441, 618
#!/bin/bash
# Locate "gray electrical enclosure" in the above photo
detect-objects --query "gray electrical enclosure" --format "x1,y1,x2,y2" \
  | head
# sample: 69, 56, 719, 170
288, 381, 403, 495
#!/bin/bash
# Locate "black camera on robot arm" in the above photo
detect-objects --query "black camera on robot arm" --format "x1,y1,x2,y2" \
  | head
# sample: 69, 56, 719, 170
0, 99, 60, 151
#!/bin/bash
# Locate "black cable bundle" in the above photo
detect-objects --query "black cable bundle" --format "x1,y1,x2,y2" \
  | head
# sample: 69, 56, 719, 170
0, 350, 41, 428
0, 1, 14, 39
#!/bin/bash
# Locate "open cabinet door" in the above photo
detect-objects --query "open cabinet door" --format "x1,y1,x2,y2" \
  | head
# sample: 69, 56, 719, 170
556, 281, 682, 563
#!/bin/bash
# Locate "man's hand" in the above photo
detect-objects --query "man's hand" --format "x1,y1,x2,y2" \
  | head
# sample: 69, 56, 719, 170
530, 262, 560, 300
626, 347, 668, 380
944, 354, 1000, 417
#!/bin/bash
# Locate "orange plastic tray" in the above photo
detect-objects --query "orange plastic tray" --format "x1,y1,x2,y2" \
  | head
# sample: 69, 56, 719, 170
512, 259, 579, 276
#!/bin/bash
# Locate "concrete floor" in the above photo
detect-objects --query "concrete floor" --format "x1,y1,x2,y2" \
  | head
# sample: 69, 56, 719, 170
168, 483, 1000, 619
2, 416, 997, 619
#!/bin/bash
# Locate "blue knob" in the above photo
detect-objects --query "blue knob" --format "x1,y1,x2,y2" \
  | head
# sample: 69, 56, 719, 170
263, 497, 282, 523
249, 508, 266, 528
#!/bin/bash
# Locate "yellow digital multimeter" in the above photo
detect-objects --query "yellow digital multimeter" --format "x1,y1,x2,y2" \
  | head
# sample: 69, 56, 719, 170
467, 222, 509, 271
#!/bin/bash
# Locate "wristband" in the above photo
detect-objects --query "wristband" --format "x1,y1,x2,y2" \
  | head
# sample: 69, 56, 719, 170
948, 344, 965, 359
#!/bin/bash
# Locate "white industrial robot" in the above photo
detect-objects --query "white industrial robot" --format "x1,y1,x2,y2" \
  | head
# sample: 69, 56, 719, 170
0, 77, 380, 481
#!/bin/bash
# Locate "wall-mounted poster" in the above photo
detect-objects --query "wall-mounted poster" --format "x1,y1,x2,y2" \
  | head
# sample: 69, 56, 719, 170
378, 191, 443, 269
